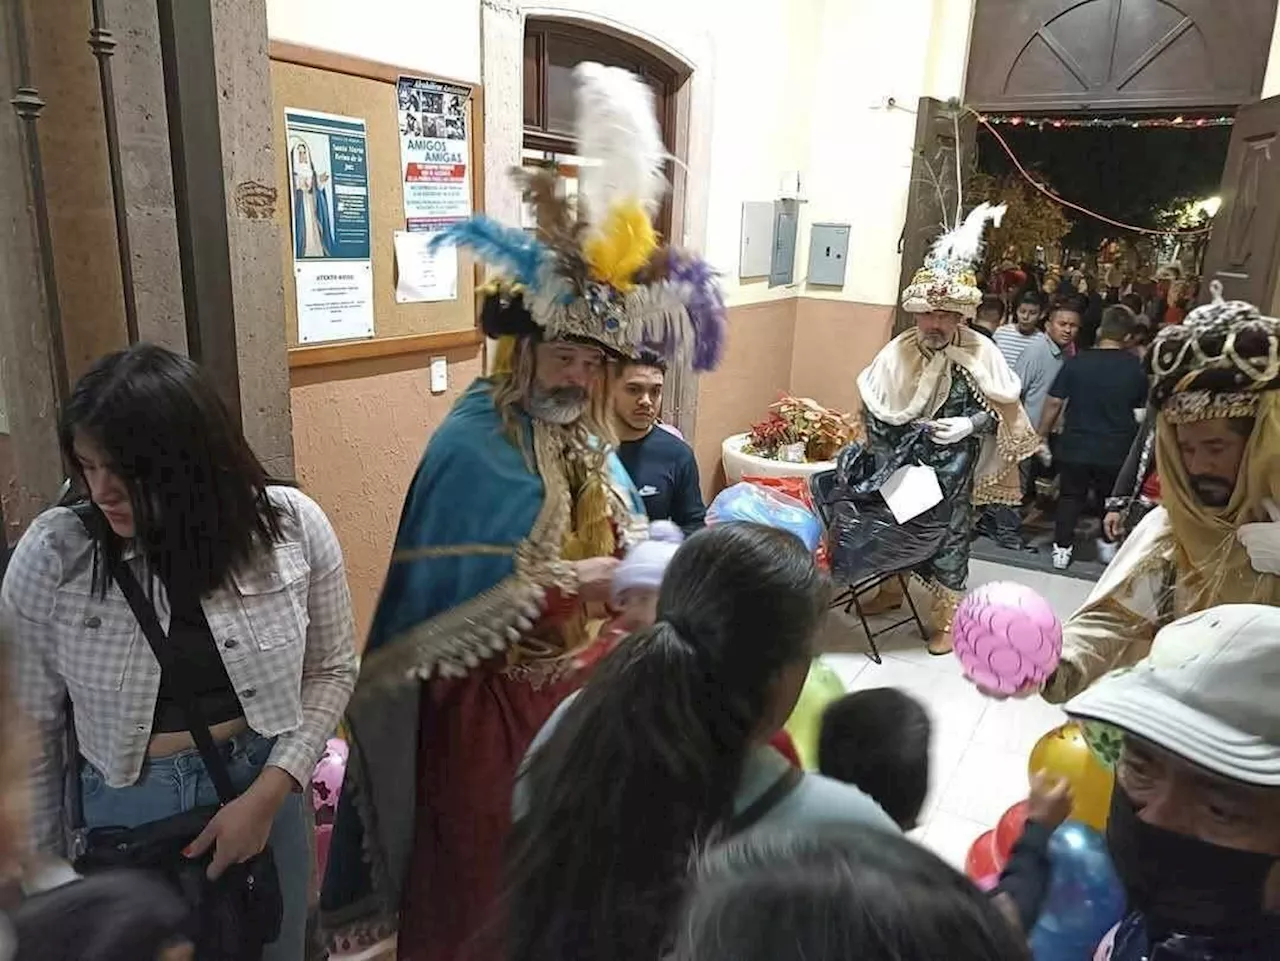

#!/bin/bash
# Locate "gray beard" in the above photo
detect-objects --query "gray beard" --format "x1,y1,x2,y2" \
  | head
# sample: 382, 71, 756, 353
525, 384, 589, 425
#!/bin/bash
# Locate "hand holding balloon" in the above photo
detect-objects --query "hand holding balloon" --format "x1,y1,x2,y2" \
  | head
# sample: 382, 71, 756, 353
1026, 771, 1073, 830
953, 582, 1062, 697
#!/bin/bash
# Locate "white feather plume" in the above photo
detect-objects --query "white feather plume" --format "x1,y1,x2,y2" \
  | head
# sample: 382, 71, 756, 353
929, 202, 1007, 264
573, 62, 667, 230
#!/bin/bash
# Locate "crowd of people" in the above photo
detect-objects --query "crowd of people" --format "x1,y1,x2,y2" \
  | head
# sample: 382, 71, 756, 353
970, 258, 1208, 571
0, 64, 1278, 961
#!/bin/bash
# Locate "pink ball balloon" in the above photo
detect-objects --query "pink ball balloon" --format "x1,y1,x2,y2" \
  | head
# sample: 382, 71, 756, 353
953, 582, 1062, 693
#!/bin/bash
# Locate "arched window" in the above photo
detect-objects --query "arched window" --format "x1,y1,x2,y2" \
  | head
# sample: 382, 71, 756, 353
523, 18, 685, 238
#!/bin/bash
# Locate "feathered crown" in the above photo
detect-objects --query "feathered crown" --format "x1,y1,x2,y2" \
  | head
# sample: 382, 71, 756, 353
901, 202, 1006, 318
431, 63, 724, 373
1147, 282, 1280, 423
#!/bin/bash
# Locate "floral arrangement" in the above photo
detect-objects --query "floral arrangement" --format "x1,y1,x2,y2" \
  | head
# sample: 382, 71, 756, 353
745, 396, 854, 463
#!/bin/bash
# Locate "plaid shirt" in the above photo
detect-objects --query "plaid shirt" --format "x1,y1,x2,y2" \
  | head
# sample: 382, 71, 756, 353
0, 486, 357, 855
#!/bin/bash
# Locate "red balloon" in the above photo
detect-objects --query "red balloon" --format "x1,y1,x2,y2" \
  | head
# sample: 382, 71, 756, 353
964, 828, 1004, 882
995, 800, 1028, 861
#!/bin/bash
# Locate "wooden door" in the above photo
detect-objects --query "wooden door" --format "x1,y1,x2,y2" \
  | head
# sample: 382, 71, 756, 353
966, 0, 1276, 112
895, 98, 976, 336
1201, 96, 1280, 309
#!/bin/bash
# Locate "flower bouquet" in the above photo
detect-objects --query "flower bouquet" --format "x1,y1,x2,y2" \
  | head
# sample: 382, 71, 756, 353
744, 396, 854, 463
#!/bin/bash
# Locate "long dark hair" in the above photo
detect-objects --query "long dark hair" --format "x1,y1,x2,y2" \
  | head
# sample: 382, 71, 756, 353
672, 826, 1030, 961
59, 343, 285, 596
503, 522, 828, 961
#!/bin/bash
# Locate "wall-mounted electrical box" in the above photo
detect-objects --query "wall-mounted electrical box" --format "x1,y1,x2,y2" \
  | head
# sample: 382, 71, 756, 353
769, 199, 800, 287
807, 222, 851, 287
739, 202, 774, 278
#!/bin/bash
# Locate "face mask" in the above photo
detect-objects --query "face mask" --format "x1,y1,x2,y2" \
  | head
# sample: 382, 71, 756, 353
1106, 787, 1280, 939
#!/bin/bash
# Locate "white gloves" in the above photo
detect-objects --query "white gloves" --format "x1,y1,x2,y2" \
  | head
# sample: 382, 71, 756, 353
1238, 499, 1280, 575
928, 417, 975, 445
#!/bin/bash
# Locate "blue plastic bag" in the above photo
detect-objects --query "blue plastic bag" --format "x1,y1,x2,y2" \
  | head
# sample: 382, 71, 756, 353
707, 482, 824, 553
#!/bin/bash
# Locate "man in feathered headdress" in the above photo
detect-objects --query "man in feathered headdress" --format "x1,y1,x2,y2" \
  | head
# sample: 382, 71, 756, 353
320, 63, 725, 959
855, 204, 1041, 655
1038, 299, 1280, 703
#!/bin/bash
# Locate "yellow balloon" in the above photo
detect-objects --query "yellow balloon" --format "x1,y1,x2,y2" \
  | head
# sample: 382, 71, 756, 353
783, 660, 847, 770
1028, 721, 1115, 830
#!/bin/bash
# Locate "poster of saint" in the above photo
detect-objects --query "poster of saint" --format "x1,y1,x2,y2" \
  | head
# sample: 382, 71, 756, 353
284, 108, 374, 343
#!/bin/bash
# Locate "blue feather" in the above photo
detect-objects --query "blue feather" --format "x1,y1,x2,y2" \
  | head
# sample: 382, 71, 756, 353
428, 216, 549, 288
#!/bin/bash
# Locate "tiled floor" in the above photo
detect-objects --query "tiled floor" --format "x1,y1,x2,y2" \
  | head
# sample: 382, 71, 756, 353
817, 558, 1095, 870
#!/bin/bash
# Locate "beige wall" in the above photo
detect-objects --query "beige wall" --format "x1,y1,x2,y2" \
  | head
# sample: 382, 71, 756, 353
693, 300, 797, 497
290, 347, 483, 644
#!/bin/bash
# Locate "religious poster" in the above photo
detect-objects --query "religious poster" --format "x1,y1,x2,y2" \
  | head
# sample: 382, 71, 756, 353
396, 75, 472, 231
284, 108, 374, 343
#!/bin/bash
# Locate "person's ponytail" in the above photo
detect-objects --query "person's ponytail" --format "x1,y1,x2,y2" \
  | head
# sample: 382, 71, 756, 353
502, 522, 827, 961
503, 619, 760, 961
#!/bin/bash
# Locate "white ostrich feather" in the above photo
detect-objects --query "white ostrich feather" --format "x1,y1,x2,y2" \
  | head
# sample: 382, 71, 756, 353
573, 61, 667, 230
930, 202, 1007, 264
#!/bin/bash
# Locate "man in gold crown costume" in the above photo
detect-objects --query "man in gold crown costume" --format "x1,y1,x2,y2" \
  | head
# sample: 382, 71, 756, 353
1039, 298, 1280, 702
320, 63, 726, 960
856, 204, 1040, 654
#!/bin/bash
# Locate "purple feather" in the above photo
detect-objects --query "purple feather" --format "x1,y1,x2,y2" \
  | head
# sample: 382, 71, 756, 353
667, 251, 726, 371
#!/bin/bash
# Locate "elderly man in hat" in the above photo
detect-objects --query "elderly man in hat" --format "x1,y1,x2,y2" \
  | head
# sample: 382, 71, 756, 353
1068, 604, 1280, 959
857, 204, 1040, 654
321, 63, 725, 960
1039, 299, 1280, 703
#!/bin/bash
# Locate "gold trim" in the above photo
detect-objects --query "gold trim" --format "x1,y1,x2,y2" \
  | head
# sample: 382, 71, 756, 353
391, 543, 516, 562
354, 419, 644, 691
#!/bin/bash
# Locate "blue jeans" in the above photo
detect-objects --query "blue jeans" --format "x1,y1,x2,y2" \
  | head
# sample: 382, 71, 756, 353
80, 731, 309, 961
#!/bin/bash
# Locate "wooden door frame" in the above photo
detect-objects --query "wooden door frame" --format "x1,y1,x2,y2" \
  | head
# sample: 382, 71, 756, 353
965, 0, 1279, 113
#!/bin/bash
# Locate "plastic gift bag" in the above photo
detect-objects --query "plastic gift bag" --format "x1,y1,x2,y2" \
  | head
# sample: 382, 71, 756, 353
819, 424, 952, 584
707, 481, 824, 552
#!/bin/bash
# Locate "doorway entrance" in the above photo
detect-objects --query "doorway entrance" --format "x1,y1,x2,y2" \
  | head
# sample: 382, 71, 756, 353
896, 0, 1280, 335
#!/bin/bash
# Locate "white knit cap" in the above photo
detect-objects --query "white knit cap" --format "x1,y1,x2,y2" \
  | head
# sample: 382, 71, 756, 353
611, 521, 684, 604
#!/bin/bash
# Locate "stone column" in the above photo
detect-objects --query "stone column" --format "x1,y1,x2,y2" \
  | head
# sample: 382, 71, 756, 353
210, 0, 293, 479
99, 0, 186, 351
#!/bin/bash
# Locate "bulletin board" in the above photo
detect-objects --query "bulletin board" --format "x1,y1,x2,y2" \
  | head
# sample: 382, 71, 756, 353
269, 43, 485, 368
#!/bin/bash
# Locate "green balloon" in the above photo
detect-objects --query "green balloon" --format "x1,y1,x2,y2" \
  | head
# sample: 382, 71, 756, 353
783, 660, 847, 770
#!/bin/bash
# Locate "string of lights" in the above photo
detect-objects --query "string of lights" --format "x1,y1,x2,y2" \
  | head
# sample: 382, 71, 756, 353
967, 108, 1216, 237
978, 114, 1234, 130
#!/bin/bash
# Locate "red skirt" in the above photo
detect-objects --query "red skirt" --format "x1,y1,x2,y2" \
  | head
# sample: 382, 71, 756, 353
395, 664, 587, 961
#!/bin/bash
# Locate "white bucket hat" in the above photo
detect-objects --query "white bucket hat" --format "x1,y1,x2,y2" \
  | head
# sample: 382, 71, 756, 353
1066, 604, 1280, 787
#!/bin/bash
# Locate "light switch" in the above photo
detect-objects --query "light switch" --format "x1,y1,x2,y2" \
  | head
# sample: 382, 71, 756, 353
429, 356, 448, 393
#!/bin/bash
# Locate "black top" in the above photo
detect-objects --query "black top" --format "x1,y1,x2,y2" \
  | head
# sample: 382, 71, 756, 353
151, 582, 243, 734
1048, 348, 1148, 467
616, 427, 706, 535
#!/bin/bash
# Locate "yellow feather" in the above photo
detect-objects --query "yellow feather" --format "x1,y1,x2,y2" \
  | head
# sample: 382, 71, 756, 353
583, 201, 658, 290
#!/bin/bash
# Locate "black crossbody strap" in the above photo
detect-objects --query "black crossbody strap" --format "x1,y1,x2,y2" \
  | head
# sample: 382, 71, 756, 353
110, 561, 239, 805
721, 765, 804, 838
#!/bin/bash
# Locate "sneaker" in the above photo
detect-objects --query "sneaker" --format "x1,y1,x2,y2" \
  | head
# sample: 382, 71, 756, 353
1096, 538, 1118, 564
1051, 544, 1073, 570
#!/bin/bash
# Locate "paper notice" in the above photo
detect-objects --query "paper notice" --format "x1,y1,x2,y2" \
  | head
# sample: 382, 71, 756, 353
394, 230, 457, 303
294, 261, 374, 344
878, 463, 944, 524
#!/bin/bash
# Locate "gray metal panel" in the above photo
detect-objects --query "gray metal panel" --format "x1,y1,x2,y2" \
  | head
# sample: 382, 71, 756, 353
739, 201, 774, 277
807, 222, 850, 286
769, 199, 799, 287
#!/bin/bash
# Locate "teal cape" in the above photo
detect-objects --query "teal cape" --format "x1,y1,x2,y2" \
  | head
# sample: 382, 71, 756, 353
321, 378, 642, 930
